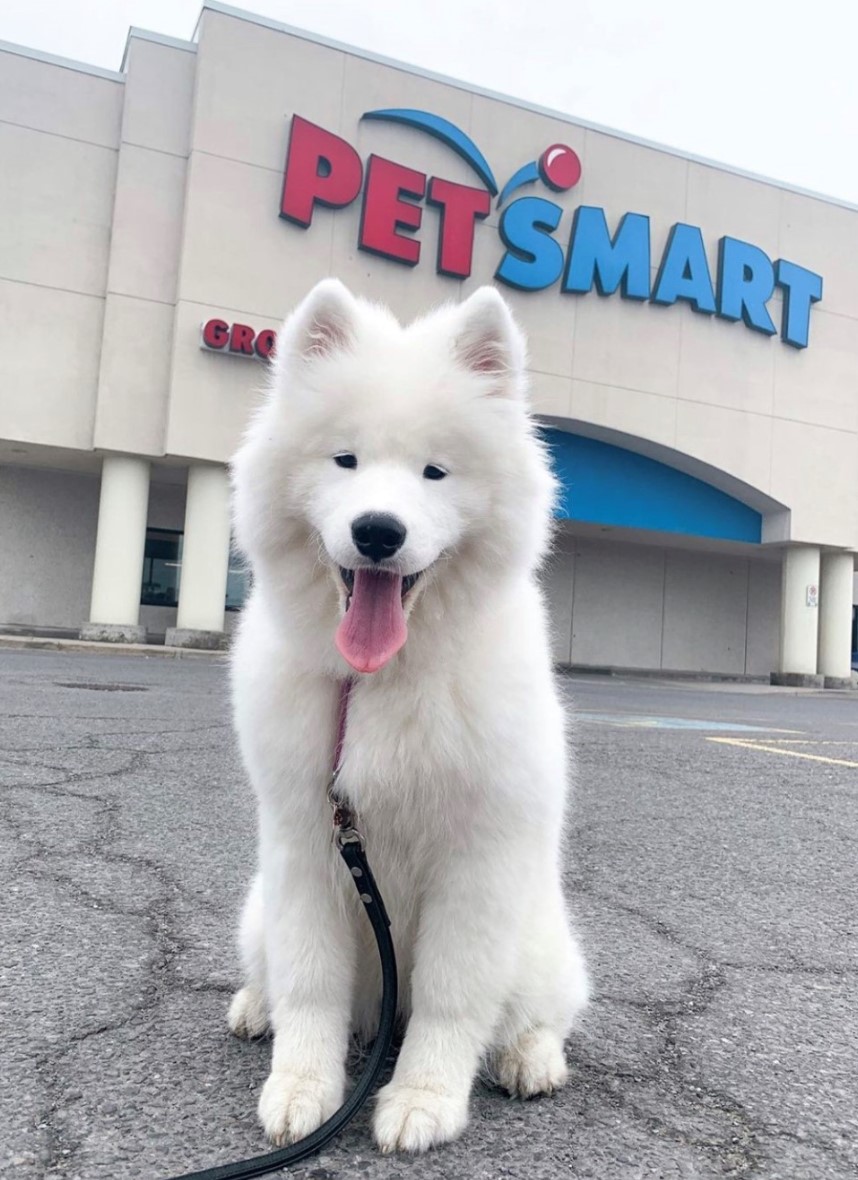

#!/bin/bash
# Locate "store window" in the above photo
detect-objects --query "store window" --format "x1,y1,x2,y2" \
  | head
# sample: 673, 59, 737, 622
139, 529, 250, 612
226, 545, 250, 611
140, 529, 182, 607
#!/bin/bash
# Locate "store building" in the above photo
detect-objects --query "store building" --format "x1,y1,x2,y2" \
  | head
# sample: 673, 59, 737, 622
1, 2, 857, 684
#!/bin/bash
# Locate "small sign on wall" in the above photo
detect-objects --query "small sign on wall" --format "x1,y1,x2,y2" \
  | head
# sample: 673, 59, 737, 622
806, 584, 819, 607
200, 319, 276, 360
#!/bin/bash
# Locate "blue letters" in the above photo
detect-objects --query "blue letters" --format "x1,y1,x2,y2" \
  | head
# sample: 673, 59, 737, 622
652, 224, 716, 313
717, 238, 777, 336
495, 196, 564, 291
492, 199, 821, 347
563, 208, 651, 300
775, 259, 823, 349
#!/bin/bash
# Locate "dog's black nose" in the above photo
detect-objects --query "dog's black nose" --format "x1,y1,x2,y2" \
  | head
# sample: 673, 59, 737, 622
351, 512, 407, 563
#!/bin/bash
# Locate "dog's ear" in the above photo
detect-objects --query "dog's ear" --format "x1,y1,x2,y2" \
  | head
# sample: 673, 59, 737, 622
287, 278, 356, 362
453, 287, 526, 397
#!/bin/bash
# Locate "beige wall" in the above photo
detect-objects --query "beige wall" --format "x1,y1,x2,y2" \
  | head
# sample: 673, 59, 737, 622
1, 6, 857, 565
93, 35, 196, 456
544, 530, 781, 676
0, 463, 195, 638
0, 48, 122, 452
0, 466, 99, 630
155, 6, 858, 553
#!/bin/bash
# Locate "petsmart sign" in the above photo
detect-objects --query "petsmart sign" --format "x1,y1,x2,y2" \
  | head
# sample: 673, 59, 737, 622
280, 110, 823, 349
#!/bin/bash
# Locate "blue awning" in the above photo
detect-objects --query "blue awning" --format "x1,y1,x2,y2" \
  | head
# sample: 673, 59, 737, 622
543, 428, 762, 544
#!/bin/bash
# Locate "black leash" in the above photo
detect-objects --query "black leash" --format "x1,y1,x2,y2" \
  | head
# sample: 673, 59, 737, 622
167, 681, 398, 1180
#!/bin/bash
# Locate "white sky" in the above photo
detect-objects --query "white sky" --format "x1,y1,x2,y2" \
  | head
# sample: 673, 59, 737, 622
2, 0, 856, 206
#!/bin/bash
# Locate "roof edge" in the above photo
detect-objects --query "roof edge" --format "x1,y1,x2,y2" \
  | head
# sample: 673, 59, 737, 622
0, 38, 124, 82
120, 28, 197, 73
199, 0, 858, 215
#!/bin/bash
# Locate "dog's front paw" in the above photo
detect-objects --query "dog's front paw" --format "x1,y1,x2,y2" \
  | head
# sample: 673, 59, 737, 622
373, 1081, 468, 1154
258, 1069, 344, 1145
495, 1027, 568, 1098
227, 986, 269, 1039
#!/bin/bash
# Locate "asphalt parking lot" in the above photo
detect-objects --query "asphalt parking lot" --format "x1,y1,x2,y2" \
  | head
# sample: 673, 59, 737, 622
2, 648, 857, 1180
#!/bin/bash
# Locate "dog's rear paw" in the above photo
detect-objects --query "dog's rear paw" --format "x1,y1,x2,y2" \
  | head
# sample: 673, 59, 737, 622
495, 1027, 568, 1098
258, 1069, 344, 1145
373, 1081, 468, 1154
227, 986, 269, 1039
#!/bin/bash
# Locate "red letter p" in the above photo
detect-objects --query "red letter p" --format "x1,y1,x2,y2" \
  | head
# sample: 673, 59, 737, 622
281, 115, 363, 227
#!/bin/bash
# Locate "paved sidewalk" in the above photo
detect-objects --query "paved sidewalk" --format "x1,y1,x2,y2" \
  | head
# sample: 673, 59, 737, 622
0, 634, 222, 659
2, 650, 857, 1179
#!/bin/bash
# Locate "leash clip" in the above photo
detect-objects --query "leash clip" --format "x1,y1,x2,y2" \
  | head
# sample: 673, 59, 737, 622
334, 822, 365, 851
328, 771, 365, 851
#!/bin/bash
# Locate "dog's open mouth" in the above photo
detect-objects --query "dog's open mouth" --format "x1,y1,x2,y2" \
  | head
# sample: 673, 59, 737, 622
339, 567, 421, 601
335, 567, 423, 675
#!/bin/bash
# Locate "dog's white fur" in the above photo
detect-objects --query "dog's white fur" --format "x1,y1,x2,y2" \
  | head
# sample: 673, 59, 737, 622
227, 279, 589, 1154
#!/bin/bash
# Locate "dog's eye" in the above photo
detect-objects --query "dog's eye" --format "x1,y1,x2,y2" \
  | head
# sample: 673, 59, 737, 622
333, 453, 357, 469
423, 464, 448, 481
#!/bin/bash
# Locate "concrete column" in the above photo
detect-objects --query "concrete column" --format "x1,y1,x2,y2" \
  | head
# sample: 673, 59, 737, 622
81, 455, 150, 643
818, 551, 855, 688
166, 463, 231, 649
771, 545, 822, 687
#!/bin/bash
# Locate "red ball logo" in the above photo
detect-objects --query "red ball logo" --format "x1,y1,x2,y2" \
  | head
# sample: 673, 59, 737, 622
538, 144, 582, 192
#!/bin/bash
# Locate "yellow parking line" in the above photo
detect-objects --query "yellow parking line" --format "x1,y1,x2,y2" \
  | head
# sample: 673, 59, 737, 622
744, 739, 857, 746
707, 736, 858, 769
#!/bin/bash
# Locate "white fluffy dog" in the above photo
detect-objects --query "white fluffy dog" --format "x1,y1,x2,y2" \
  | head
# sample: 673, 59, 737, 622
227, 279, 589, 1154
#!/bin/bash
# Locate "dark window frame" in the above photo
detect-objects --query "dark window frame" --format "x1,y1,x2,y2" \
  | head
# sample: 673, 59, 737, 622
140, 528, 251, 613
140, 527, 183, 609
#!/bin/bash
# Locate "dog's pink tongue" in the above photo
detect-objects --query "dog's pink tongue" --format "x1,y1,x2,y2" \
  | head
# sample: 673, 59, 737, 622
335, 569, 407, 674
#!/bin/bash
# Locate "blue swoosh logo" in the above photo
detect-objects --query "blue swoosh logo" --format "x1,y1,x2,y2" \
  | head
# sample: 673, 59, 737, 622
361, 109, 498, 196
496, 161, 540, 209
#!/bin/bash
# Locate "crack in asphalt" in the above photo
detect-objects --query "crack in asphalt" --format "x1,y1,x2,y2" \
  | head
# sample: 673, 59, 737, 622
1, 733, 240, 1176
4, 659, 855, 1180
564, 877, 762, 1176
564, 879, 857, 1176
